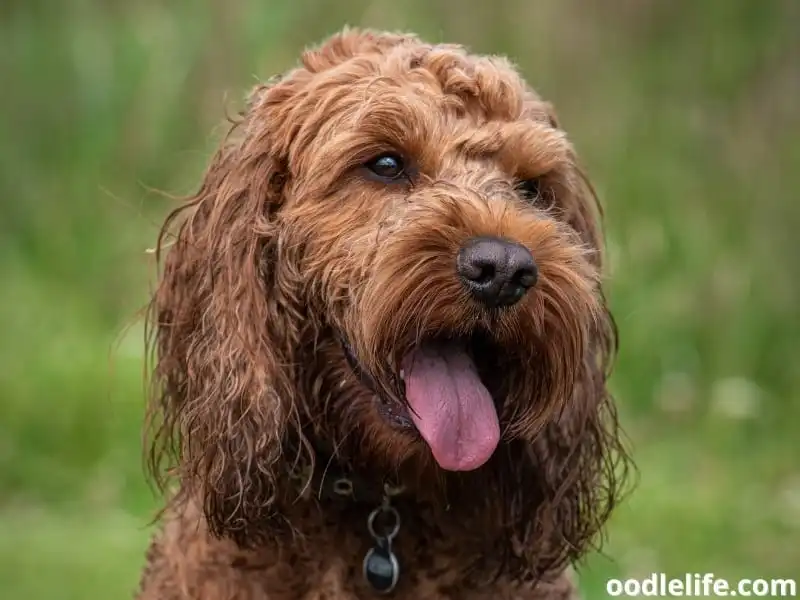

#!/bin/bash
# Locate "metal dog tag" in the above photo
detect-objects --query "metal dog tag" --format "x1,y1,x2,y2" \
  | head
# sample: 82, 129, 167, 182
363, 502, 401, 594
363, 543, 400, 594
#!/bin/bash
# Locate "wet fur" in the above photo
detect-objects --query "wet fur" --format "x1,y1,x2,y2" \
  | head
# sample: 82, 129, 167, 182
138, 28, 632, 599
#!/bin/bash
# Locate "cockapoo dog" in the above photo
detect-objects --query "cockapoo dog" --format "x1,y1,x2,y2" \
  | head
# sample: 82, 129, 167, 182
137, 27, 631, 600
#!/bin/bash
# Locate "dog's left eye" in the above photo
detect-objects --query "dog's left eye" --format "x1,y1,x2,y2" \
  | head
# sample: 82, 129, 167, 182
365, 153, 406, 181
518, 178, 541, 202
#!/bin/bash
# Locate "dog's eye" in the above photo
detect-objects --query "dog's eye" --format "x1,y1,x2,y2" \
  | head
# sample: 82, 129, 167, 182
365, 153, 406, 181
518, 178, 541, 202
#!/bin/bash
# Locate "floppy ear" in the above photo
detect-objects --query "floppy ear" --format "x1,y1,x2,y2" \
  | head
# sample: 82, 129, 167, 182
518, 295, 629, 573
500, 160, 632, 577
145, 82, 302, 547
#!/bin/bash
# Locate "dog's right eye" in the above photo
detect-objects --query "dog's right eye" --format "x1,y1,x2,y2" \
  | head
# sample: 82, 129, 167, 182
364, 153, 406, 181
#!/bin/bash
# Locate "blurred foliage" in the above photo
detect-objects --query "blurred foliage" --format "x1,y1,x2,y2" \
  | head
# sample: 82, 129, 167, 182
1, 0, 798, 598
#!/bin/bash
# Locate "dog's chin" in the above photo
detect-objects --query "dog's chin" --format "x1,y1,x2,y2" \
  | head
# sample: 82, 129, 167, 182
341, 331, 509, 472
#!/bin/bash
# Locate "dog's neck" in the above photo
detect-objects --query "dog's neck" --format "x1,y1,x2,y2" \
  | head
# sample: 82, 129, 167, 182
278, 434, 557, 592
285, 438, 408, 593
286, 437, 406, 506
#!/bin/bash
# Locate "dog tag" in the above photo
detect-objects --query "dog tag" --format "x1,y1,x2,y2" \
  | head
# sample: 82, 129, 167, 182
363, 544, 399, 594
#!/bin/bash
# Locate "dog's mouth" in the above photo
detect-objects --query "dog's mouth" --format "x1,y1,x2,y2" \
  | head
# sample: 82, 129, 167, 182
341, 332, 506, 472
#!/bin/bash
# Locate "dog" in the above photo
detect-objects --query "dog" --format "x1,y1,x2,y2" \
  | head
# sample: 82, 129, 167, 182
137, 28, 631, 600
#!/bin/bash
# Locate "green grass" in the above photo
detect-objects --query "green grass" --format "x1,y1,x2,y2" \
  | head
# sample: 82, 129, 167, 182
0, 510, 151, 600
1, 0, 798, 598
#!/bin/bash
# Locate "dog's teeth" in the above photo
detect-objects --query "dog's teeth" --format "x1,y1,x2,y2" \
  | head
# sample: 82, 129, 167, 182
399, 369, 405, 380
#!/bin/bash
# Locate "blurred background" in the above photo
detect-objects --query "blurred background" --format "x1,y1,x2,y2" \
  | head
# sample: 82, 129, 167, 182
1, 0, 798, 597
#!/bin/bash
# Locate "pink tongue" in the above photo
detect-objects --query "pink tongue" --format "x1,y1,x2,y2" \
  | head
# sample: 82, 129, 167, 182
402, 342, 500, 471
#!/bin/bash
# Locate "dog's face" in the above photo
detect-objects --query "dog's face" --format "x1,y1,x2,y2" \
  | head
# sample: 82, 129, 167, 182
148, 29, 627, 567
264, 34, 604, 473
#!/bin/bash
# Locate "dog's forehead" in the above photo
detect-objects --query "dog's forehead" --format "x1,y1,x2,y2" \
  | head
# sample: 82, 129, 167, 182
248, 30, 564, 174
300, 30, 550, 124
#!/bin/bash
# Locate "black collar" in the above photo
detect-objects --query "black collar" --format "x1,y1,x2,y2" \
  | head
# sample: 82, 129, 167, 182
286, 439, 405, 506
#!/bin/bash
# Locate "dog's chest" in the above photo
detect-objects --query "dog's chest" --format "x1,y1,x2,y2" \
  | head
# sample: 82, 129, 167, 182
242, 504, 569, 600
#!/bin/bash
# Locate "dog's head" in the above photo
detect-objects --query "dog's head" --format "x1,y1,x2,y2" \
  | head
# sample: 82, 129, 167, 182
147, 28, 630, 576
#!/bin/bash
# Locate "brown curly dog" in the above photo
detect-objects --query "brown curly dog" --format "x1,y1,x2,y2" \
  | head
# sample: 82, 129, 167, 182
137, 27, 632, 600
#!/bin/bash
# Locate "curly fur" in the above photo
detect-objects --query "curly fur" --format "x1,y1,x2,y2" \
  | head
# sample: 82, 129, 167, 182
138, 28, 632, 599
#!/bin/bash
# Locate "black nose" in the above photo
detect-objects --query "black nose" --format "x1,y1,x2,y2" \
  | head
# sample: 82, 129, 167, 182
456, 236, 538, 307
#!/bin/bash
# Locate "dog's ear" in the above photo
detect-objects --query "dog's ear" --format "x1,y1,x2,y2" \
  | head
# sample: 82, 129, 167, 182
145, 80, 302, 546
500, 167, 632, 577
498, 302, 630, 579
520, 304, 630, 573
